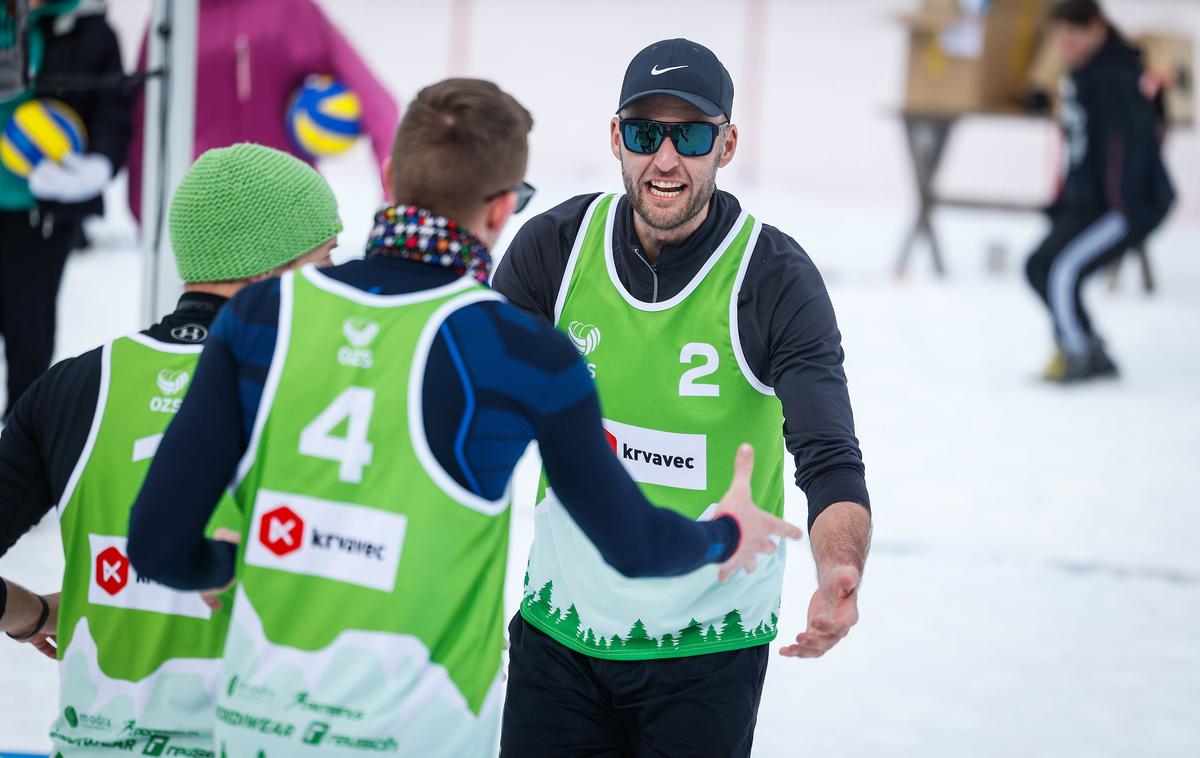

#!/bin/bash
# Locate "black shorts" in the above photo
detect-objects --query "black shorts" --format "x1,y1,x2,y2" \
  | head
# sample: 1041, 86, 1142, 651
500, 613, 769, 758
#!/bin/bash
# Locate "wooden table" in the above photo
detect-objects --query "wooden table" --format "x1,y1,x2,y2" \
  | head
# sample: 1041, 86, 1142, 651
896, 110, 1154, 291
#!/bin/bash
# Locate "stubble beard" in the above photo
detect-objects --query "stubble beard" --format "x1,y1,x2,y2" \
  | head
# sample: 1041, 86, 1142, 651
623, 163, 718, 234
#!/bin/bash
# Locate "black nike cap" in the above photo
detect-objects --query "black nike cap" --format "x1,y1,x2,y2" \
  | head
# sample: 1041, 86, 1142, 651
618, 38, 734, 120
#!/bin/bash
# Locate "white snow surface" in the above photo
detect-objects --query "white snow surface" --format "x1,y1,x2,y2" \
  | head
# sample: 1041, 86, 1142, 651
2, 1, 1199, 756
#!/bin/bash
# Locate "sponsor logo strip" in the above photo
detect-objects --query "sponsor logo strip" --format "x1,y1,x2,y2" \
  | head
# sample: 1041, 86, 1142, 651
87, 535, 211, 619
602, 419, 707, 491
245, 490, 406, 592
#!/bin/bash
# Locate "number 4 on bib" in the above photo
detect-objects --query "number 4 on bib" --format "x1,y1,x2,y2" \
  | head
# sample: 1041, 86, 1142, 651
299, 386, 375, 483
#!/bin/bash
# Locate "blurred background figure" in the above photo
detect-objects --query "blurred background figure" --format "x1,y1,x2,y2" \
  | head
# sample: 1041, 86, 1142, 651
0, 0, 130, 414
125, 0, 399, 224
1025, 0, 1175, 384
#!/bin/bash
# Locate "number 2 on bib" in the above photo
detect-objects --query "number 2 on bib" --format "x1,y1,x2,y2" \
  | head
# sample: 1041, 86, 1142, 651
679, 342, 720, 397
299, 386, 375, 483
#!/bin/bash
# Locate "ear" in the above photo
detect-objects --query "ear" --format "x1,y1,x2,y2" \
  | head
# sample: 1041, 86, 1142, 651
610, 116, 623, 161
717, 124, 738, 168
383, 154, 395, 195
486, 191, 518, 235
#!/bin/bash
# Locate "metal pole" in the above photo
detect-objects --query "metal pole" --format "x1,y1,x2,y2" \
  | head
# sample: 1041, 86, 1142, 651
140, 0, 198, 325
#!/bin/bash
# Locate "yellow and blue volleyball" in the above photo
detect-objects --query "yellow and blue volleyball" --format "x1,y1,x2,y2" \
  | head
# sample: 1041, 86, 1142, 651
1, 99, 87, 179
286, 75, 362, 159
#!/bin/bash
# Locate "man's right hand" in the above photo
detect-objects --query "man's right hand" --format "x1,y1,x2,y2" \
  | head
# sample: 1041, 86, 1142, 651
714, 444, 804, 581
200, 528, 242, 611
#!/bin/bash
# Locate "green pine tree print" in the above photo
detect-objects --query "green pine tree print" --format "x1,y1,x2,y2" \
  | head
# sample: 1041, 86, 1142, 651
720, 610, 747, 640
660, 633, 677, 649
528, 581, 554, 613
704, 624, 718, 643
625, 619, 657, 651
557, 604, 582, 639
678, 618, 705, 647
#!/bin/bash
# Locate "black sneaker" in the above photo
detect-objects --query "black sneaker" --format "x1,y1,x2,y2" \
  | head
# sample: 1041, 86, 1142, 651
1086, 339, 1119, 379
1043, 339, 1119, 384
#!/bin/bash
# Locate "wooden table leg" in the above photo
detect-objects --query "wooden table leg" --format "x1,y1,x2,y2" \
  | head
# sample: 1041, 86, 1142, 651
1136, 244, 1154, 293
897, 115, 953, 277
1107, 244, 1155, 294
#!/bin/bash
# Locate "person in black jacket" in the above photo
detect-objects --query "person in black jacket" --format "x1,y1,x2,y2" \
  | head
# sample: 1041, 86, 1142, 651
1025, 0, 1175, 383
0, 0, 130, 414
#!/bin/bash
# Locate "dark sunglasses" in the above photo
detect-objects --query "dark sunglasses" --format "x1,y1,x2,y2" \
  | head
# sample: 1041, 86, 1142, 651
619, 118, 727, 157
484, 181, 537, 213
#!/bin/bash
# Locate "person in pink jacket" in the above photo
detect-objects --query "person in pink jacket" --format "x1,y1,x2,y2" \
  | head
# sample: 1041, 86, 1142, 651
127, 0, 399, 221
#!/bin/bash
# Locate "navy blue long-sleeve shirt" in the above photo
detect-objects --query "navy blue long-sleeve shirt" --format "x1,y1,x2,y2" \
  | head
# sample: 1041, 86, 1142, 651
128, 255, 738, 591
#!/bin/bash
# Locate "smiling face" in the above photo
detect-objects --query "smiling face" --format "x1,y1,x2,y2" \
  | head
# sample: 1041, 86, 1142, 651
610, 95, 737, 238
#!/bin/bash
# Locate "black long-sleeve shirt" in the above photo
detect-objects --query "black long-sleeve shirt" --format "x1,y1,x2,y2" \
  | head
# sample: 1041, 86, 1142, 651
0, 293, 226, 559
493, 190, 870, 528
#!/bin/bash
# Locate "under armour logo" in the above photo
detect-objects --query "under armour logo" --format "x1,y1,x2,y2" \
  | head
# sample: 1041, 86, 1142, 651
171, 324, 208, 343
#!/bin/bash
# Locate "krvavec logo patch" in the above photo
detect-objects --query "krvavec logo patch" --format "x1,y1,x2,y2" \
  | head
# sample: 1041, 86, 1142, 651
338, 317, 379, 368
567, 321, 601, 357
602, 419, 707, 490
245, 490, 406, 592
87, 535, 212, 619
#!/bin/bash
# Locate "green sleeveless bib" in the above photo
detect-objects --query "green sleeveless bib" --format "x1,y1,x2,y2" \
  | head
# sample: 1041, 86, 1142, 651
220, 266, 509, 757
521, 193, 787, 660
53, 333, 239, 758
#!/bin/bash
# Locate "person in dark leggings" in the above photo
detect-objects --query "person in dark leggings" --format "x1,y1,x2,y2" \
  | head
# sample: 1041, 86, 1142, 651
0, 0, 130, 413
1025, 0, 1174, 383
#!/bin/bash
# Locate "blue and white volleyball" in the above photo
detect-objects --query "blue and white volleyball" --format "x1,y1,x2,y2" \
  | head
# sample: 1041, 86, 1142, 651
286, 75, 362, 159
0, 99, 87, 179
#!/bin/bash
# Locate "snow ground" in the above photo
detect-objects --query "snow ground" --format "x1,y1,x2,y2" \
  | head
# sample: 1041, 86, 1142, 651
2, 177, 1196, 758
3, 1, 1200, 755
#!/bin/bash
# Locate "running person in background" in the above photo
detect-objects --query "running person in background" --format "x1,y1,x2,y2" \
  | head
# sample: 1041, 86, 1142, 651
1025, 0, 1175, 383
128, 78, 800, 757
126, 0, 401, 221
492, 39, 873, 756
0, 143, 340, 756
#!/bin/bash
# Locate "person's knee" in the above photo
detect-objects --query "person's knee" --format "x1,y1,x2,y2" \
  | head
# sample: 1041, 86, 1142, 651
1025, 252, 1050, 295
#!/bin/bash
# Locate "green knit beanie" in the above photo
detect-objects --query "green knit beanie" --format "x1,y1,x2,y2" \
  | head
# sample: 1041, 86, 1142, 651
169, 143, 342, 282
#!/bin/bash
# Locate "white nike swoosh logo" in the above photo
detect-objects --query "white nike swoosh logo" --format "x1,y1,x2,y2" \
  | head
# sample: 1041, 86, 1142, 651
650, 65, 688, 76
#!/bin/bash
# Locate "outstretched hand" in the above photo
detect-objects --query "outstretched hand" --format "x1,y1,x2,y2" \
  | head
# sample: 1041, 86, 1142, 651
200, 528, 242, 612
714, 444, 805, 581
779, 564, 861, 658
23, 592, 59, 661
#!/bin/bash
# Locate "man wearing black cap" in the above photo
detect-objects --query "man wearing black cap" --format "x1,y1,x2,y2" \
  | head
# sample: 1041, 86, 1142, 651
494, 39, 874, 755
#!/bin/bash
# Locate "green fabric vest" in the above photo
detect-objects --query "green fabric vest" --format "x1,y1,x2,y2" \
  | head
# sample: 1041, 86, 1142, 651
53, 333, 238, 758
220, 267, 509, 757
521, 193, 787, 660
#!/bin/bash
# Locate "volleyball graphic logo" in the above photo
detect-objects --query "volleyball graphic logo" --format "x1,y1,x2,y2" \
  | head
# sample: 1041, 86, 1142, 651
0, 99, 87, 179
286, 75, 362, 159
568, 321, 601, 356
156, 369, 190, 397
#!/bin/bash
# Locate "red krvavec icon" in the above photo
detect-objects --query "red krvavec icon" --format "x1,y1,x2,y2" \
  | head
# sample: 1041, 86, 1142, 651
260, 506, 303, 557
95, 546, 130, 596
